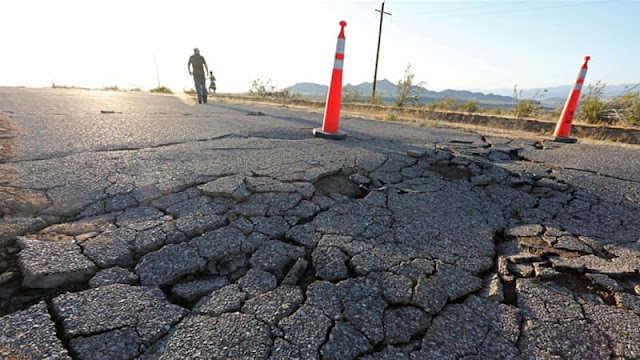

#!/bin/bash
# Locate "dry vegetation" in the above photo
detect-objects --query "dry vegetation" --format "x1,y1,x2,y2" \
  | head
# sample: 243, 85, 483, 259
0, 113, 16, 161
242, 68, 639, 144
217, 94, 640, 145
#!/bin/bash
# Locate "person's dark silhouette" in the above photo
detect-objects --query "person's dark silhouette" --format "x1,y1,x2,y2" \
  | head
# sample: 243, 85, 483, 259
188, 48, 209, 104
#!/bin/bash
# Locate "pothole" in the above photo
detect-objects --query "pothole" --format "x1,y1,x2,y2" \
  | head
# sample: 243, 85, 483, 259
516, 236, 581, 258
426, 164, 471, 180
314, 174, 368, 199
509, 149, 525, 161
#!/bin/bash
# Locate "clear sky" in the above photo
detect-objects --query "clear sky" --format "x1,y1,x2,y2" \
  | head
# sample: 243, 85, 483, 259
1, 0, 638, 94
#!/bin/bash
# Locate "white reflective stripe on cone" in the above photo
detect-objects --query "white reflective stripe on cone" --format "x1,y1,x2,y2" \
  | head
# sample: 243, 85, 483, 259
578, 68, 588, 80
335, 39, 345, 55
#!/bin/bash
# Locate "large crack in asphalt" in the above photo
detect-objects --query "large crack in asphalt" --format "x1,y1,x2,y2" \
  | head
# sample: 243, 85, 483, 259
1, 133, 640, 359
2, 133, 239, 165
512, 142, 640, 185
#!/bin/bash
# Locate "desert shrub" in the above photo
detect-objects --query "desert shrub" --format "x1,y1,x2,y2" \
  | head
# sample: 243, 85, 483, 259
248, 79, 275, 97
577, 81, 606, 124
427, 96, 458, 111
515, 99, 538, 118
343, 87, 363, 103
151, 86, 173, 94
459, 100, 480, 113
395, 64, 426, 107
576, 82, 640, 126
607, 90, 640, 126
441, 96, 458, 110
248, 79, 294, 99
513, 87, 546, 119
384, 109, 398, 122
546, 108, 562, 121
272, 87, 295, 99
369, 93, 383, 105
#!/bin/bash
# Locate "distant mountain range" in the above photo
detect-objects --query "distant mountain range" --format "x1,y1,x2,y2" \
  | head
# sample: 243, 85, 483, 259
290, 79, 514, 105
288, 79, 637, 108
486, 84, 636, 103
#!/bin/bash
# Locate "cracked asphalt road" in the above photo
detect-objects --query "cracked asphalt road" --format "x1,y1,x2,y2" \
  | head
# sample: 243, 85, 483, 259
1, 87, 640, 359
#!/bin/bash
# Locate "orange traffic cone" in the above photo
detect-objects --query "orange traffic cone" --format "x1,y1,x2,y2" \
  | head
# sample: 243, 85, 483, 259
553, 56, 591, 143
313, 21, 348, 140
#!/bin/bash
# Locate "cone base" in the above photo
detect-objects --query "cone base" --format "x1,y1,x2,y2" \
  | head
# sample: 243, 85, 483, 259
554, 137, 577, 144
313, 128, 347, 140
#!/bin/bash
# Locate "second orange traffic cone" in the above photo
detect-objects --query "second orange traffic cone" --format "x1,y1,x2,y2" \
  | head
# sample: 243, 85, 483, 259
313, 21, 348, 140
553, 56, 591, 143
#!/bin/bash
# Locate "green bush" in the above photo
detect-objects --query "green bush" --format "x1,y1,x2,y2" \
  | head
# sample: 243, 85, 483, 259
272, 87, 298, 100
515, 99, 537, 119
151, 86, 173, 94
384, 109, 398, 122
577, 81, 606, 124
459, 100, 480, 113
576, 82, 640, 126
369, 93, 383, 105
427, 96, 458, 111
248, 79, 295, 99
608, 90, 640, 125
395, 63, 426, 107
343, 87, 363, 103
248, 79, 275, 97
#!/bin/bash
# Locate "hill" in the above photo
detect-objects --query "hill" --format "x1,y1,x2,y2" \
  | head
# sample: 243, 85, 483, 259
289, 79, 515, 107
487, 84, 636, 100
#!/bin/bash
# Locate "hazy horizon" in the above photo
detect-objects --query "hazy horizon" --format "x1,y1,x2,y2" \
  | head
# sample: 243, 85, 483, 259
4, 77, 634, 100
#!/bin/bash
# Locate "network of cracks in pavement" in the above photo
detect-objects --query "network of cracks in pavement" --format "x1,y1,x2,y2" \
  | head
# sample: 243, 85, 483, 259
1, 137, 639, 360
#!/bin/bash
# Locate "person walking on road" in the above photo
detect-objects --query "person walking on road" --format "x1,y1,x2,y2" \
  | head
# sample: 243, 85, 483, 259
208, 71, 217, 95
188, 48, 209, 104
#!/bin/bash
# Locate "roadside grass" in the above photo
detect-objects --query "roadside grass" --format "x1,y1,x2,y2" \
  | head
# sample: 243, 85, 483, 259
101, 86, 142, 92
50, 85, 142, 92
342, 103, 548, 138
216, 94, 638, 145
151, 86, 173, 94
50, 85, 90, 90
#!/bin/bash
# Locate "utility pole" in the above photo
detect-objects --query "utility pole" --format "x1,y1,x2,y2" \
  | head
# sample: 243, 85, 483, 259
372, 1, 391, 101
154, 53, 161, 88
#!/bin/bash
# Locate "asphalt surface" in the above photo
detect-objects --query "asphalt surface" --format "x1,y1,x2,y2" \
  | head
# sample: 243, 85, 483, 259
1, 87, 639, 359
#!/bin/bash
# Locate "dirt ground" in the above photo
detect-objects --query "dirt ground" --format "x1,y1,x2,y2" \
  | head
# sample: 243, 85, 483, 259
0, 113, 49, 220
0, 113, 15, 161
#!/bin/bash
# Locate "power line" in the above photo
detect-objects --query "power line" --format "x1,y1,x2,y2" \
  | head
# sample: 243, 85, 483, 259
422, 0, 609, 20
419, 0, 535, 17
